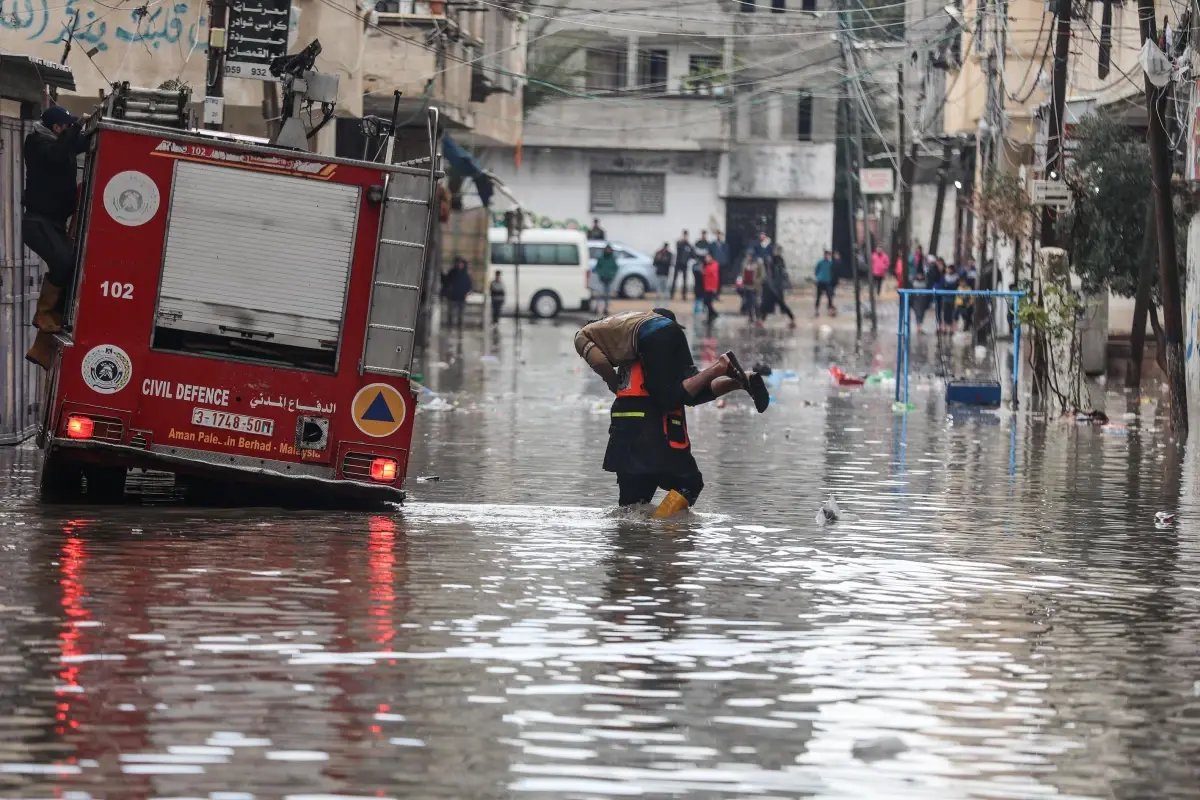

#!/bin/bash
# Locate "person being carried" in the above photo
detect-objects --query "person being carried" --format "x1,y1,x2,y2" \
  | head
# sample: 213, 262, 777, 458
575, 309, 770, 517
23, 105, 91, 369
489, 269, 506, 324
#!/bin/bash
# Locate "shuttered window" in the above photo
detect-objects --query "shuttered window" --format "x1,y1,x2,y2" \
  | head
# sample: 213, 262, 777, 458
589, 172, 665, 214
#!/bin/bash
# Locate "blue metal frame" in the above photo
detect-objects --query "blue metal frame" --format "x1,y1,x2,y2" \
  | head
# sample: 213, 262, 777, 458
894, 289, 1026, 409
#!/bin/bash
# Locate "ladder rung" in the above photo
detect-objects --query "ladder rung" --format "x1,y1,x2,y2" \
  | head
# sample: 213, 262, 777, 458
363, 365, 411, 377
375, 281, 421, 290
387, 196, 428, 206
369, 324, 416, 333
380, 238, 425, 249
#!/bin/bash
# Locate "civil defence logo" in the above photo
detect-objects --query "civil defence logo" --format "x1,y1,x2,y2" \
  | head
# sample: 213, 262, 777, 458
351, 383, 407, 438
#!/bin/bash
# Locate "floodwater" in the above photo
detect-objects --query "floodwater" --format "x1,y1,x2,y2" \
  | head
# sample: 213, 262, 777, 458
2, 313, 1199, 799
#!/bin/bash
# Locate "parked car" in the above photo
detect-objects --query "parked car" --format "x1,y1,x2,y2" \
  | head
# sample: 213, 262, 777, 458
587, 241, 655, 300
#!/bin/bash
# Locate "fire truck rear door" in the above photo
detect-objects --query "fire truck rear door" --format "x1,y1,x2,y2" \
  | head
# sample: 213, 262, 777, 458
156, 161, 360, 357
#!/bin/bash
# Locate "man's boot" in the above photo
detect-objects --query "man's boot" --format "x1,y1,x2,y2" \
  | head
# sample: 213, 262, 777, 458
33, 279, 63, 333
25, 330, 56, 370
652, 490, 690, 519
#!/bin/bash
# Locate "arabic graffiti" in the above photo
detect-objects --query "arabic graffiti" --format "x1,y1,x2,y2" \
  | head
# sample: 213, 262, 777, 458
0, 0, 293, 57
489, 210, 586, 232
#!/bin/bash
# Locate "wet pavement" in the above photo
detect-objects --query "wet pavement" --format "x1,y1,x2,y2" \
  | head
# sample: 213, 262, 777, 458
2, 308, 1200, 799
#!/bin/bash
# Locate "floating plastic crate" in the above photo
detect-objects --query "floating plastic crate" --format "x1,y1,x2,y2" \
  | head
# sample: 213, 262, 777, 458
945, 379, 1002, 408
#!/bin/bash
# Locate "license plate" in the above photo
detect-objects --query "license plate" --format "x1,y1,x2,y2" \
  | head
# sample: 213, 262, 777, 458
191, 408, 275, 437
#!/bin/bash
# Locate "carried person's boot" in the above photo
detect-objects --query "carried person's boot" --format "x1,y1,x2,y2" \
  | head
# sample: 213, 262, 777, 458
25, 330, 56, 370
33, 279, 63, 333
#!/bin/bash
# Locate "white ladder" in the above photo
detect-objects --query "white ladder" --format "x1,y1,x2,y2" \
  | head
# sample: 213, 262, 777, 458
361, 109, 440, 377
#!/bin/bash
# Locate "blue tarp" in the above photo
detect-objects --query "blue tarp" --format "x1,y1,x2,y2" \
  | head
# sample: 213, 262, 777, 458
442, 135, 494, 207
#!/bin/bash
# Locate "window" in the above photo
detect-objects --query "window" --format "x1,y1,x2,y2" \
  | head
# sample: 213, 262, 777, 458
590, 173, 666, 214
739, 0, 756, 10
797, 94, 813, 141
801, 0, 816, 10
588, 246, 604, 260
685, 54, 724, 94
772, 0, 787, 11
584, 48, 626, 92
492, 243, 580, 266
637, 49, 668, 92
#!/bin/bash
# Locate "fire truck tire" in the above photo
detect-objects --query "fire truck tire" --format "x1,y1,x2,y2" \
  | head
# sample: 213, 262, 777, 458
531, 290, 562, 319
82, 466, 128, 501
39, 454, 85, 501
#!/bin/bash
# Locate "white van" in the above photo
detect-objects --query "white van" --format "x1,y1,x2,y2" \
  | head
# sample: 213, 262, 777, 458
487, 227, 590, 318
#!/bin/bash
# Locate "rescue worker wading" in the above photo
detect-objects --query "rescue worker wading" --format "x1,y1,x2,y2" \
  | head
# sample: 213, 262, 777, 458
575, 309, 770, 518
23, 105, 90, 369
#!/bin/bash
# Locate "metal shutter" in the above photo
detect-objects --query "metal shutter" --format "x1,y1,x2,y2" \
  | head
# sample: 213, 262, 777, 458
156, 161, 361, 351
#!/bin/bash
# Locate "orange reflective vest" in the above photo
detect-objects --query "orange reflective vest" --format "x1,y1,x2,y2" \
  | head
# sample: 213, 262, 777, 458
613, 362, 689, 450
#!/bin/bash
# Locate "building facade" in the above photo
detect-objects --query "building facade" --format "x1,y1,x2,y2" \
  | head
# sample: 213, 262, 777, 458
0, 0, 525, 155
480, 0, 840, 280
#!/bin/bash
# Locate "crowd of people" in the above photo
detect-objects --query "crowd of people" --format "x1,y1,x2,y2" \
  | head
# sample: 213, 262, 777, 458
644, 228, 807, 329
880, 243, 986, 334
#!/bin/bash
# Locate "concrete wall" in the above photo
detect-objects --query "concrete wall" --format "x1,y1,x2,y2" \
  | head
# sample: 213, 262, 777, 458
1186, 213, 1200, 419
721, 142, 836, 200
523, 98, 727, 151
0, 0, 364, 132
481, 147, 724, 258
777, 200, 835, 283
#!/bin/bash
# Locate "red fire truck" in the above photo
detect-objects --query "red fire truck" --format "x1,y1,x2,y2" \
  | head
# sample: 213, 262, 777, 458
37, 88, 440, 505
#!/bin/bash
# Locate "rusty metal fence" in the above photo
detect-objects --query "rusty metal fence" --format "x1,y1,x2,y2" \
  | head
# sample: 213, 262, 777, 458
0, 116, 43, 445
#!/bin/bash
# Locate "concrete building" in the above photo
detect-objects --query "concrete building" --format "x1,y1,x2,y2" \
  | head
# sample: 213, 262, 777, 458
0, 0, 525, 155
479, 0, 841, 281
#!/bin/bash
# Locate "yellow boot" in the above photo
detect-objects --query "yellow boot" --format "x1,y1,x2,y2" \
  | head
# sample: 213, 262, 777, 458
33, 279, 63, 333
652, 490, 690, 519
25, 330, 57, 370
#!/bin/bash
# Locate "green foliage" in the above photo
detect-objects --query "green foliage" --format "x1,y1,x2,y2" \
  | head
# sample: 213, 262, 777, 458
522, 44, 583, 116
974, 169, 1035, 242
1062, 113, 1152, 298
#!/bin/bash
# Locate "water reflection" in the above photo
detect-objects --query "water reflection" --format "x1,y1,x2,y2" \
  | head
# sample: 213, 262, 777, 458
0, 320, 1197, 797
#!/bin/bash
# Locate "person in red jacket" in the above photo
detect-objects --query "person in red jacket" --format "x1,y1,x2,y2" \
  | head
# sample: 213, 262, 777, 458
701, 254, 720, 322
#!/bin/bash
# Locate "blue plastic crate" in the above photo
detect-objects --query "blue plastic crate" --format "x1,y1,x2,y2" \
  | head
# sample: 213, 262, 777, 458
945, 380, 1002, 407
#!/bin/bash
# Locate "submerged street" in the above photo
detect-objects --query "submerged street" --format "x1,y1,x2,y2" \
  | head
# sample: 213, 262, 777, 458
1, 310, 1198, 799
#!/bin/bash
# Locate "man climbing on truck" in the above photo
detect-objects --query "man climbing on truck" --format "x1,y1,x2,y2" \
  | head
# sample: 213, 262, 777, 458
23, 105, 91, 369
575, 309, 769, 517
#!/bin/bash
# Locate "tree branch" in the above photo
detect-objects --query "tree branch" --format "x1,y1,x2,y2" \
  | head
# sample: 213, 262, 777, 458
1148, 302, 1169, 374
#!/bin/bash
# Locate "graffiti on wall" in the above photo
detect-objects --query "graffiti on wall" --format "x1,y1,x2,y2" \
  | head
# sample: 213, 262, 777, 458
1, 0, 208, 53
489, 210, 587, 231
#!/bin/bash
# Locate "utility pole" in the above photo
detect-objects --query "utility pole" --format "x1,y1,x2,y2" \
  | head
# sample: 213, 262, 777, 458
852, 82, 875, 330
836, 0, 864, 333
1039, 0, 1072, 246
840, 90, 863, 334
205, 0, 229, 131
928, 141, 952, 256
1135, 0, 1187, 431
892, 63, 916, 289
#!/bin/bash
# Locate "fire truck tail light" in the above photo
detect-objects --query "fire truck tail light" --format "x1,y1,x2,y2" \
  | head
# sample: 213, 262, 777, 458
370, 458, 398, 482
66, 416, 94, 440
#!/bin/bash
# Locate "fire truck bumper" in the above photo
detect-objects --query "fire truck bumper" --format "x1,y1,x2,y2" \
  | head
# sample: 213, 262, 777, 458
48, 438, 406, 505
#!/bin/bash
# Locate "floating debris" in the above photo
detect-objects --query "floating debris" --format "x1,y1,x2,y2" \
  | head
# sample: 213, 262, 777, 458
816, 495, 840, 525
852, 736, 909, 762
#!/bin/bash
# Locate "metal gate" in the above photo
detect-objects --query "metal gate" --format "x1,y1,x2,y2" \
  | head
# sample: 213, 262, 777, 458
0, 117, 42, 445
724, 198, 777, 282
